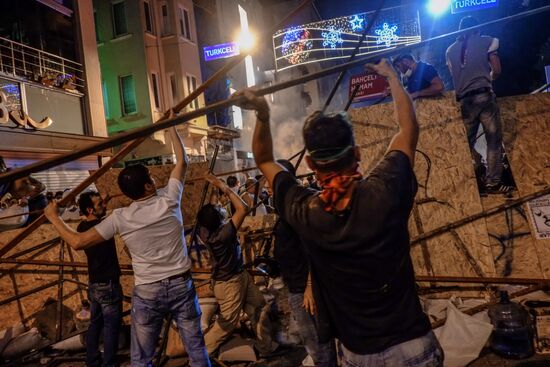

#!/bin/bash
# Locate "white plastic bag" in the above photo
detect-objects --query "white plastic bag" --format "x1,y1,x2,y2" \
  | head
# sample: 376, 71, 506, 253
434, 301, 493, 367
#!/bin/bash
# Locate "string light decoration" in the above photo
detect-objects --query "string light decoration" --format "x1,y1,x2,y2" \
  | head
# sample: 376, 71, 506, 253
281, 27, 313, 65
272, 4, 421, 71
322, 27, 344, 49
375, 23, 399, 47
349, 14, 364, 31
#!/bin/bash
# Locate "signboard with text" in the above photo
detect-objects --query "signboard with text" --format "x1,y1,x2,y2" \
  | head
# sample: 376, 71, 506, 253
203, 42, 240, 62
451, 0, 499, 14
349, 72, 388, 102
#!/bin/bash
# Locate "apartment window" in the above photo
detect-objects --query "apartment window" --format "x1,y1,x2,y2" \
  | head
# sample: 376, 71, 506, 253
112, 1, 128, 37
169, 74, 177, 105
186, 75, 198, 109
102, 80, 110, 119
151, 73, 160, 109
143, 1, 155, 34
160, 2, 171, 35
179, 7, 192, 40
119, 75, 137, 115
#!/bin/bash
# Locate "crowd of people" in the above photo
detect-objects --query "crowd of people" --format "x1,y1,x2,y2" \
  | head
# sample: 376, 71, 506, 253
33, 15, 511, 367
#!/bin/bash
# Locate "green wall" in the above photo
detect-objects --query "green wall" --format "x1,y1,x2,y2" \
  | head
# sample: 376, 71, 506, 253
94, 0, 153, 135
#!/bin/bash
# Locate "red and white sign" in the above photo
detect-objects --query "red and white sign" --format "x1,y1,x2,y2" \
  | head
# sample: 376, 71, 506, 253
349, 72, 388, 102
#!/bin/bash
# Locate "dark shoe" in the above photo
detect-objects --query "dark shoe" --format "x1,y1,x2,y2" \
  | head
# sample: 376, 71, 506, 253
485, 183, 515, 195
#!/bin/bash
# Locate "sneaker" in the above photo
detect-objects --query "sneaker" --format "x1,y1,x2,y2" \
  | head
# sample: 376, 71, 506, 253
485, 183, 515, 195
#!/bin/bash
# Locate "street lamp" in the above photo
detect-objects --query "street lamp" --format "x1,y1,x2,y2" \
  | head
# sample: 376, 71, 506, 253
427, 0, 451, 16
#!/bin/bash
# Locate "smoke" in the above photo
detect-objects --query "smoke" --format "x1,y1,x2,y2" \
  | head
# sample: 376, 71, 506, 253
268, 85, 310, 163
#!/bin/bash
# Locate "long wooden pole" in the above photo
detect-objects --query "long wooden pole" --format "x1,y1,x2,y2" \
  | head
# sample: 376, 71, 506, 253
0, 0, 314, 258
411, 186, 550, 246
4, 5, 548, 184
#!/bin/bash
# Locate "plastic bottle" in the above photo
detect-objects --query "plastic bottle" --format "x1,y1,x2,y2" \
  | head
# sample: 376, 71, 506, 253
488, 291, 534, 359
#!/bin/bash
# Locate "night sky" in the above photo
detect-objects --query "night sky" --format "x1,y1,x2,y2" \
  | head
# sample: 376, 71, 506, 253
312, 0, 550, 96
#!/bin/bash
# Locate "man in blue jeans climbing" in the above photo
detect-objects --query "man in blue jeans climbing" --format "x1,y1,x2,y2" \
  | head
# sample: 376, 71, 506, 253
45, 127, 210, 367
77, 191, 123, 367
447, 16, 513, 195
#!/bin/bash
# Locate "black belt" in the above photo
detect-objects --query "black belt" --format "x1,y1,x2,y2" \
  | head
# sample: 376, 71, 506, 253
458, 87, 492, 101
166, 270, 191, 281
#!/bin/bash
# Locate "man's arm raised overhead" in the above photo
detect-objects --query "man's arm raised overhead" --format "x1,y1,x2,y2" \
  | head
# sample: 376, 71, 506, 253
366, 59, 419, 166
232, 89, 284, 190
169, 125, 189, 184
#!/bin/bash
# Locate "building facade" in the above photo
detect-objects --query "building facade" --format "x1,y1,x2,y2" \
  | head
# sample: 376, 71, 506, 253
94, 0, 208, 161
0, 0, 110, 190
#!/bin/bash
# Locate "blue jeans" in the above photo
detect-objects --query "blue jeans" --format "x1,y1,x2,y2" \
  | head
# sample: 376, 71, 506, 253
131, 274, 210, 367
87, 281, 123, 367
340, 331, 443, 367
288, 292, 336, 367
460, 91, 503, 186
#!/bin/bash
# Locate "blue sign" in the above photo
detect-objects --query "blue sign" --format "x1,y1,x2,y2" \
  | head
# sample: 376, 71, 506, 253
203, 42, 240, 62
451, 0, 499, 14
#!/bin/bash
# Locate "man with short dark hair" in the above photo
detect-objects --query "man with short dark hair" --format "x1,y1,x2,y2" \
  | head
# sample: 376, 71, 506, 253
77, 191, 122, 367
232, 59, 443, 366
44, 127, 211, 367
446, 16, 512, 194
197, 174, 278, 356
393, 53, 444, 99
226, 176, 239, 193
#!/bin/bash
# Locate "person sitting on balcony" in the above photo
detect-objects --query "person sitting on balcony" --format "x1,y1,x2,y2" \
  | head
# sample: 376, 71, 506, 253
44, 127, 211, 367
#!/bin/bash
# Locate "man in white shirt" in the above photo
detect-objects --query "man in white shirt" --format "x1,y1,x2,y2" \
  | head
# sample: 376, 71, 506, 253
44, 127, 211, 367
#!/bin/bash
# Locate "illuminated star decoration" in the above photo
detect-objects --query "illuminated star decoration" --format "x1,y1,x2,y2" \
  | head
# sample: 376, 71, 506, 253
282, 27, 313, 65
322, 27, 344, 49
375, 23, 399, 47
349, 15, 364, 31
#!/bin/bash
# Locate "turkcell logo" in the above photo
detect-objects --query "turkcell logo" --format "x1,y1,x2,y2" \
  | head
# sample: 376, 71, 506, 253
203, 42, 240, 62
451, 0, 499, 14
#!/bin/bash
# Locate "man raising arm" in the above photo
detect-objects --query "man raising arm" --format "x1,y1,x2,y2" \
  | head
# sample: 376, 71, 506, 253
46, 126, 210, 367
233, 58, 442, 366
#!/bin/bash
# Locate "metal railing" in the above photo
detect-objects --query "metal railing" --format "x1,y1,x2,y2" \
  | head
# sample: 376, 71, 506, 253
0, 36, 85, 91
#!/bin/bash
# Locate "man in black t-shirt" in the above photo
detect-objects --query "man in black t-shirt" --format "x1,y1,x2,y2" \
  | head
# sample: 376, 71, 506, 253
273, 159, 335, 367
393, 53, 444, 100
77, 191, 122, 367
197, 174, 277, 356
233, 59, 443, 366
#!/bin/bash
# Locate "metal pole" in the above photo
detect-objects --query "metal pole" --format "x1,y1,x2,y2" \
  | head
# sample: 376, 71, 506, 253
189, 145, 220, 267
56, 242, 65, 341
344, 84, 361, 111
1, 6, 550, 183
322, 0, 385, 112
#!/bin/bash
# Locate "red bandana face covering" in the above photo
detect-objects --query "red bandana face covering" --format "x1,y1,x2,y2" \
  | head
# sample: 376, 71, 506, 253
318, 164, 363, 213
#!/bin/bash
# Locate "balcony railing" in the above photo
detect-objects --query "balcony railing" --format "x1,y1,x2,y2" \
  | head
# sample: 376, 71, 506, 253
0, 36, 85, 92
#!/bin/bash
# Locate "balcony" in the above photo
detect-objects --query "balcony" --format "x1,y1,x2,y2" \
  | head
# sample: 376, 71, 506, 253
0, 36, 84, 93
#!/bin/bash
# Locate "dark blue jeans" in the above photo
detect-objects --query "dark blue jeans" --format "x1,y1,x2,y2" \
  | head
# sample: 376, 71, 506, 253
131, 274, 210, 367
340, 331, 443, 367
460, 91, 504, 186
288, 292, 336, 367
87, 281, 123, 367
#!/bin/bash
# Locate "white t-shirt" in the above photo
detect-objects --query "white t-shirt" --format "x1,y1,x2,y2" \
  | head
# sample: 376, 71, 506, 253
95, 178, 191, 285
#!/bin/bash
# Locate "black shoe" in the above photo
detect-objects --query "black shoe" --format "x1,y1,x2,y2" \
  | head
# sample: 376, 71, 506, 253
485, 183, 515, 195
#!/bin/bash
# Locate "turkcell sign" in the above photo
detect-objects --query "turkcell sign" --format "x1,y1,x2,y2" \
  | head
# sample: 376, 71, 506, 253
203, 42, 240, 62
451, 0, 499, 14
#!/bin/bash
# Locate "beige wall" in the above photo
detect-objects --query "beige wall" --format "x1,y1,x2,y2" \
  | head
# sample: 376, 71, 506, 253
140, 0, 208, 157
76, 0, 108, 137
